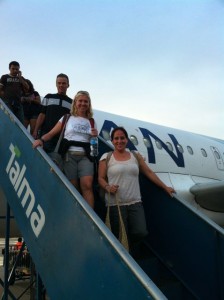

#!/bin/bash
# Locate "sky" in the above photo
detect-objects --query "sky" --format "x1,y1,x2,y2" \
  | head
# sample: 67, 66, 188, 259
1, 0, 224, 139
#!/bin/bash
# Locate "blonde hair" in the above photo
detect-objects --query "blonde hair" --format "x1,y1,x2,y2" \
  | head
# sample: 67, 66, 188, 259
71, 91, 93, 118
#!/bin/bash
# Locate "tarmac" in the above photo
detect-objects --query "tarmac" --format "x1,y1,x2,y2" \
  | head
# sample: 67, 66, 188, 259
0, 238, 46, 300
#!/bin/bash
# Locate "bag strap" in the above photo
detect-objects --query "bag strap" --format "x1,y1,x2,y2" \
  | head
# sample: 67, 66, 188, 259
115, 193, 129, 252
61, 114, 70, 131
89, 117, 98, 174
105, 151, 113, 167
105, 192, 129, 252
54, 114, 70, 153
131, 150, 141, 165
105, 150, 140, 167
89, 118, 95, 129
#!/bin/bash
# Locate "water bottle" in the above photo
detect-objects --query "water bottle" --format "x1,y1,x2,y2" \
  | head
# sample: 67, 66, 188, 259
90, 136, 98, 157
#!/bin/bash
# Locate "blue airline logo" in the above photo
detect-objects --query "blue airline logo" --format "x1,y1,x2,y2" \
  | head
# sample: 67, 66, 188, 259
99, 120, 185, 168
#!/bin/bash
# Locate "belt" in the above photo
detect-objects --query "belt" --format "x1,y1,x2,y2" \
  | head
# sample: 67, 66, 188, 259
69, 151, 86, 156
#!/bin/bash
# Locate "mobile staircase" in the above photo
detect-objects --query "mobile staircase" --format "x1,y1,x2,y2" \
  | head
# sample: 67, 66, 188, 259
0, 99, 224, 299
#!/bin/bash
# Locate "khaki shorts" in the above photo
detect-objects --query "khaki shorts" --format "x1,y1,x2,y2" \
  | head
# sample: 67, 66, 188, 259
63, 152, 94, 180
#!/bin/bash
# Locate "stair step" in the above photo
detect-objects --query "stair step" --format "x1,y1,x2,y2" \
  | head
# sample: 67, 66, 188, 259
136, 242, 197, 300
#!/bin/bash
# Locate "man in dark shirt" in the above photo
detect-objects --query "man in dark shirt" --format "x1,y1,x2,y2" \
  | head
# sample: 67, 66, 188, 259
0, 61, 29, 123
33, 73, 72, 153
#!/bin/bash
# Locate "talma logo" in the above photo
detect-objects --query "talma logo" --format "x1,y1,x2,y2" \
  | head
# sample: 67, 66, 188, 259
6, 143, 45, 237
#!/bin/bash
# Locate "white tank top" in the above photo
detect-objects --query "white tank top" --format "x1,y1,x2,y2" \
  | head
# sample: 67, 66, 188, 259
100, 152, 142, 206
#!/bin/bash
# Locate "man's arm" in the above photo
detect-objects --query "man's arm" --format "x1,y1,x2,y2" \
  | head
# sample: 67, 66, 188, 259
32, 113, 46, 139
17, 71, 29, 90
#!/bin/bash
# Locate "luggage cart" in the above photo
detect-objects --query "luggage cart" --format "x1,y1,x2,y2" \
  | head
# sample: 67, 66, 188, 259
1, 205, 46, 299
8, 246, 31, 284
4, 242, 32, 285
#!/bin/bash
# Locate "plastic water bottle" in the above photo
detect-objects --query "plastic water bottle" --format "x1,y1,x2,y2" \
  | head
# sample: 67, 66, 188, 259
90, 136, 98, 157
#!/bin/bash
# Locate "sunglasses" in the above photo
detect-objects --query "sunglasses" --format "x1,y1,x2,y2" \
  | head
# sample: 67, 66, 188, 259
76, 90, 89, 96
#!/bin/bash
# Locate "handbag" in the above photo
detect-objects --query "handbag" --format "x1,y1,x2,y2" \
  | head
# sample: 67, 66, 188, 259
105, 193, 129, 252
48, 114, 70, 171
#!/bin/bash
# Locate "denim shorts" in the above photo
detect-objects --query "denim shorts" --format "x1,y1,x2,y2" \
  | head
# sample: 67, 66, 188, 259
63, 152, 94, 180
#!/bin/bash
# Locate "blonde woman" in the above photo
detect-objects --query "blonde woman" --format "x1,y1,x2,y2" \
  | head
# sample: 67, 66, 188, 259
33, 91, 98, 208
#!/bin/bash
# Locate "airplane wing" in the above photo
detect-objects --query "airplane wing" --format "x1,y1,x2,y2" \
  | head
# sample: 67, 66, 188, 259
190, 181, 224, 212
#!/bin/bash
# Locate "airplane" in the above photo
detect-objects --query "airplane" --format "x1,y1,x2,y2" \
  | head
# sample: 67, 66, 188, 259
1, 105, 224, 236
95, 109, 224, 227
1, 98, 224, 299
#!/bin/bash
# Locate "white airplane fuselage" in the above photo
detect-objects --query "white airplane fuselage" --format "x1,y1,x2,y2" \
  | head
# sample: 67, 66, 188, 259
94, 109, 224, 226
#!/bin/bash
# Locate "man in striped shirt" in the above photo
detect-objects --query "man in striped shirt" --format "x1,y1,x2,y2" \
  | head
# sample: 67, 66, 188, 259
33, 73, 72, 153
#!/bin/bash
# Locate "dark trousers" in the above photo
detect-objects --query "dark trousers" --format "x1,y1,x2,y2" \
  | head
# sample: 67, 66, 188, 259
3, 98, 24, 124
109, 202, 148, 257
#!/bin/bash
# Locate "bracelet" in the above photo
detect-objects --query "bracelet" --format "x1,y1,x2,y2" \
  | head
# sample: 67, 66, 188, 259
40, 138, 45, 143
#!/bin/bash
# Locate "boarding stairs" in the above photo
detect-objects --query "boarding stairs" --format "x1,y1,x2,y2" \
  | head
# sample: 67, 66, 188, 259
0, 99, 224, 300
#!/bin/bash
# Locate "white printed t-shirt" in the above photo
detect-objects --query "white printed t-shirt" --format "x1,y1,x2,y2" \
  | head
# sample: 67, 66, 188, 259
59, 115, 96, 152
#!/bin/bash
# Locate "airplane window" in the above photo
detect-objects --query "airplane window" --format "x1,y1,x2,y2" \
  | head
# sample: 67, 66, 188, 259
214, 150, 220, 159
187, 146, 193, 155
201, 148, 207, 157
130, 135, 138, 145
102, 130, 111, 141
177, 144, 184, 153
166, 142, 173, 152
155, 140, 162, 149
143, 138, 152, 148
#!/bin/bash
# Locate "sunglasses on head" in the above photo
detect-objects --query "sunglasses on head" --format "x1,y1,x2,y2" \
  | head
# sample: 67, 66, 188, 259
76, 90, 89, 96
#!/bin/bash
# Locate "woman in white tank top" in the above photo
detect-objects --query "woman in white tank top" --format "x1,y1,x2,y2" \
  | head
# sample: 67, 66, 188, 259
98, 127, 175, 257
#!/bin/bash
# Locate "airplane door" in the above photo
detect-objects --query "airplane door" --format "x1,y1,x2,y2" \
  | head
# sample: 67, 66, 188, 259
210, 146, 224, 170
